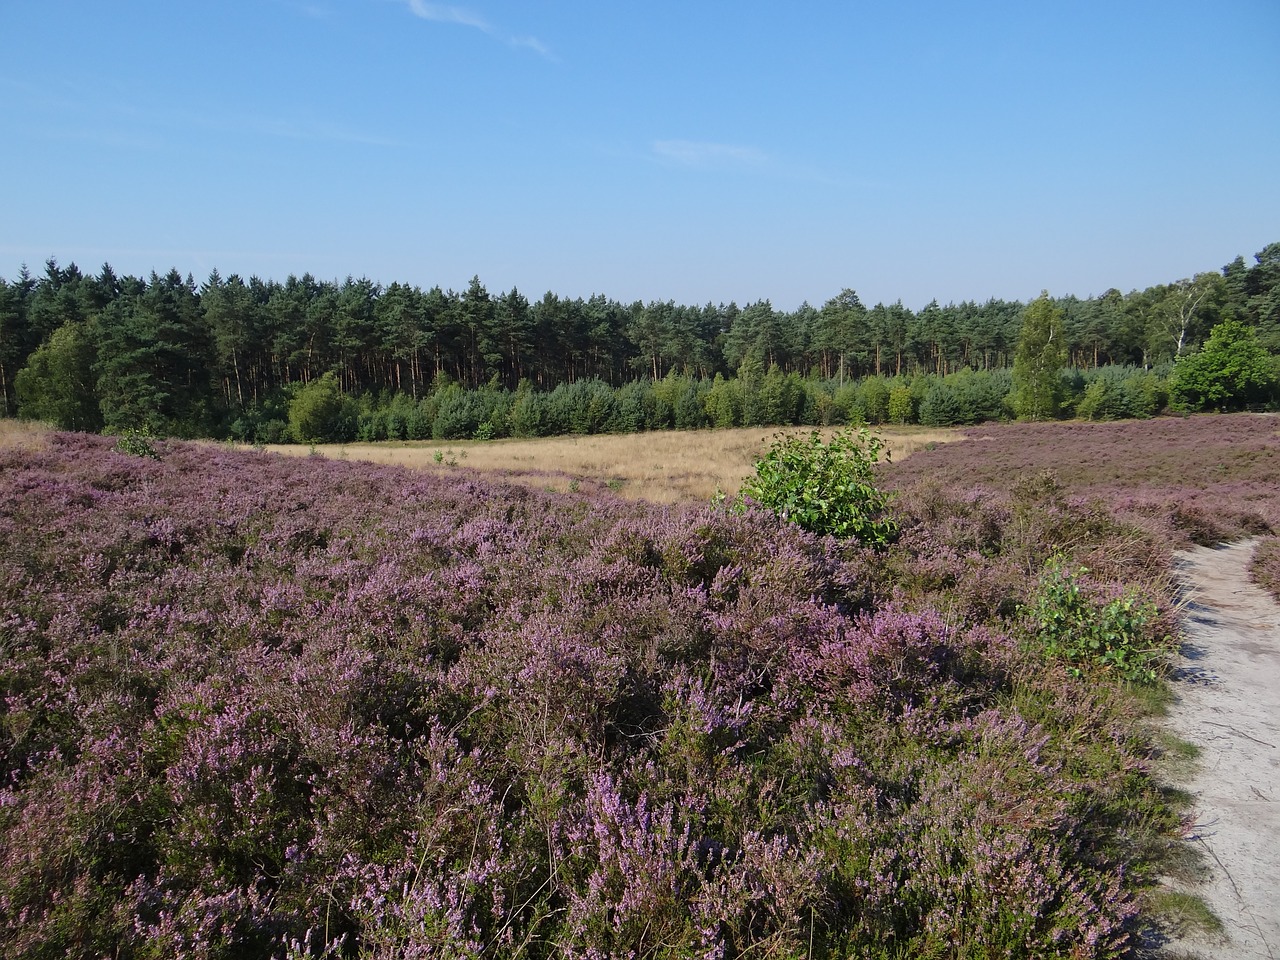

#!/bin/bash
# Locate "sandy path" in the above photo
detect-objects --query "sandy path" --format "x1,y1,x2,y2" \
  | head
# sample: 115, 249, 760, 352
1162, 540, 1280, 959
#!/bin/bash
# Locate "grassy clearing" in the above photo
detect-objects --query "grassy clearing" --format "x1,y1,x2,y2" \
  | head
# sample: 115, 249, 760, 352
0, 419, 50, 451
1151, 730, 1202, 779
252, 424, 959, 503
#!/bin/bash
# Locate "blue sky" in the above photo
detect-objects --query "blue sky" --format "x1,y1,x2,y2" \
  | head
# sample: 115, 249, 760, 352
3, 0, 1278, 310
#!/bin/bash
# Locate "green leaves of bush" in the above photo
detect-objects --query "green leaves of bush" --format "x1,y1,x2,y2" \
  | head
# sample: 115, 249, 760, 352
738, 428, 898, 545
288, 372, 357, 443
113, 427, 161, 460
1169, 319, 1278, 412
1027, 558, 1167, 684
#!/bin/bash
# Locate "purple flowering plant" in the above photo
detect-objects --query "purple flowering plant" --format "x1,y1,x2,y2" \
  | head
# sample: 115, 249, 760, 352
3, 417, 1259, 958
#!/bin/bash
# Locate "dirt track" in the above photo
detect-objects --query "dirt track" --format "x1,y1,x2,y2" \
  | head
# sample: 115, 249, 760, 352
1161, 540, 1280, 959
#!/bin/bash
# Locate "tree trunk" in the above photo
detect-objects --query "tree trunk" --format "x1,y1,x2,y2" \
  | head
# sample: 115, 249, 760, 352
232, 349, 244, 405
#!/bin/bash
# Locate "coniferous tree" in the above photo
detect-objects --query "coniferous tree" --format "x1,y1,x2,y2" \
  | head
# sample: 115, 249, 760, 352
1246, 243, 1280, 350
0, 268, 35, 416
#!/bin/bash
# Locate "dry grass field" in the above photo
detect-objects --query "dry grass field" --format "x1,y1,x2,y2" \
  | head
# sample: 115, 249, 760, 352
0, 419, 50, 452
256, 425, 960, 503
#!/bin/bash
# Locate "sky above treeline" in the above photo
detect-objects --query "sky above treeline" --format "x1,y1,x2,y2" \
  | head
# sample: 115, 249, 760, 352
3, 1, 1278, 311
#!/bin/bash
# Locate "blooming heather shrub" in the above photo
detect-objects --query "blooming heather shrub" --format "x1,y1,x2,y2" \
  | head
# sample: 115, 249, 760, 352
883, 414, 1280, 551
0, 433, 1183, 958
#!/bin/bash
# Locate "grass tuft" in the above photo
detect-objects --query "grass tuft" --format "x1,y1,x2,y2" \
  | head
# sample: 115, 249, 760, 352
1143, 888, 1225, 939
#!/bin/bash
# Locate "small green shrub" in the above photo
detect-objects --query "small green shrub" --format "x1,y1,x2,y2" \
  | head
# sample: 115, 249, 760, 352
1026, 558, 1167, 684
738, 428, 898, 544
113, 428, 161, 460
887, 384, 915, 424
288, 373, 353, 443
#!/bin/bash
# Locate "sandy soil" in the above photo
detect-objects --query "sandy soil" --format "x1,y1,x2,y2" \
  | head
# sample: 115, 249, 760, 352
1160, 540, 1280, 959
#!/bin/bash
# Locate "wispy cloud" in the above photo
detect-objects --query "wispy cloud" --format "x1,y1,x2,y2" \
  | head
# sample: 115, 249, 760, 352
509, 35, 553, 59
649, 139, 847, 186
31, 126, 166, 151
652, 140, 771, 170
407, 1, 490, 31
3, 75, 399, 152
402, 1, 554, 59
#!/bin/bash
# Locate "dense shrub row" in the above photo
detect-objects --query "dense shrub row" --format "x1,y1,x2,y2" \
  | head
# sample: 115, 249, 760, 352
236, 363, 1189, 445
0, 432, 1186, 958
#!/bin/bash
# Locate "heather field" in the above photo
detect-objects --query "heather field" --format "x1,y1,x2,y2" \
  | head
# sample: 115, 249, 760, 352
883, 413, 1280, 600
4, 418, 1272, 958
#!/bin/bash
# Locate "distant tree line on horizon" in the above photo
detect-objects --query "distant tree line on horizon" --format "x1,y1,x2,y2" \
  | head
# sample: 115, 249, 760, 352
2, 242, 1278, 441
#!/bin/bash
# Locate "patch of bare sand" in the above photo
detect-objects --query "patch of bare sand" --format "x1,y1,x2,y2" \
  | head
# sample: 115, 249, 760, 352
1160, 540, 1280, 959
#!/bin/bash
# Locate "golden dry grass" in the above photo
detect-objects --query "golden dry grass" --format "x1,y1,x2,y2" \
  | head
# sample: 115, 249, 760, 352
258, 425, 960, 504
0, 419, 51, 452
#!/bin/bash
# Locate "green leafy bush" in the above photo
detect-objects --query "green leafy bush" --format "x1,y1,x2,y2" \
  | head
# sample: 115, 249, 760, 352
858, 376, 891, 424
288, 373, 355, 443
887, 384, 915, 424
738, 428, 898, 544
113, 427, 161, 460
1169, 319, 1278, 412
1077, 366, 1167, 421
14, 320, 103, 432
1026, 558, 1167, 684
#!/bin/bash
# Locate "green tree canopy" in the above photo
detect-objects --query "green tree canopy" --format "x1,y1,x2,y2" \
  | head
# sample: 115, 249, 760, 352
288, 372, 355, 442
1169, 320, 1277, 412
14, 320, 102, 431
1011, 292, 1067, 421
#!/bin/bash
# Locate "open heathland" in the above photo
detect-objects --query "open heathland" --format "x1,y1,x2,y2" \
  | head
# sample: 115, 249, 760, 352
881, 413, 1280, 601
0, 421, 1215, 959
883, 414, 1280, 537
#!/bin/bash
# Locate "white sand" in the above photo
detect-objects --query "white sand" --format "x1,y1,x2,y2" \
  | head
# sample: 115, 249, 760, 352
1161, 540, 1280, 959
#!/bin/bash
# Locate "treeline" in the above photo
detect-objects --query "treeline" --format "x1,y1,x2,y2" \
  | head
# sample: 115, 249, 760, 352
1, 243, 1277, 439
